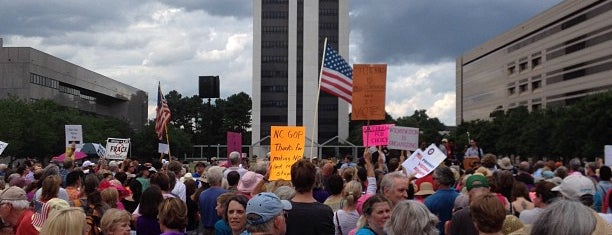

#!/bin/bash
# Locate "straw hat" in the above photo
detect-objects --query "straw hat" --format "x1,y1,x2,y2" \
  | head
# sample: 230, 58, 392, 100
414, 182, 435, 196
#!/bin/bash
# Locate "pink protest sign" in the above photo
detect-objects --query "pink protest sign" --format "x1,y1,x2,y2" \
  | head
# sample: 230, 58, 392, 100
226, 132, 242, 157
362, 124, 394, 147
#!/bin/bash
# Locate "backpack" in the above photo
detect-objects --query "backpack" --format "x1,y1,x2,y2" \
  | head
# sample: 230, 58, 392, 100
72, 199, 102, 235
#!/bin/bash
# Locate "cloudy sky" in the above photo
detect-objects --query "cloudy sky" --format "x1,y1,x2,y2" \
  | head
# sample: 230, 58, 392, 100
1, 0, 563, 126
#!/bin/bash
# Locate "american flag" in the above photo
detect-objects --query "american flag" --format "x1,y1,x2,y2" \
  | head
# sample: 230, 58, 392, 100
321, 44, 353, 103
155, 82, 171, 140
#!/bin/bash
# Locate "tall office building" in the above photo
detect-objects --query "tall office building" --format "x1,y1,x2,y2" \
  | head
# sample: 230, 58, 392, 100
252, 0, 350, 154
457, 0, 612, 124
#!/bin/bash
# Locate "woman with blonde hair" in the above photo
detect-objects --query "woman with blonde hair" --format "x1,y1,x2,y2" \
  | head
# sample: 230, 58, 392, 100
100, 208, 131, 235
158, 197, 188, 235
39, 207, 87, 235
334, 180, 362, 235
100, 187, 120, 209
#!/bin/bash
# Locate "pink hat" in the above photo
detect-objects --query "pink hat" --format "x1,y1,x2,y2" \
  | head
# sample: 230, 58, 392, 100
237, 171, 263, 194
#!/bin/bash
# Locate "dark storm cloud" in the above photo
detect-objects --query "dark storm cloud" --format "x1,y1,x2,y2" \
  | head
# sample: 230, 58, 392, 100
160, 0, 251, 18
350, 0, 563, 65
0, 1, 132, 37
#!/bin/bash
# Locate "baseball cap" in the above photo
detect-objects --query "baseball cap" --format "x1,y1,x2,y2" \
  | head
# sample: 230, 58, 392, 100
246, 192, 292, 225
0, 186, 27, 201
552, 174, 595, 201
466, 174, 489, 191
82, 160, 95, 168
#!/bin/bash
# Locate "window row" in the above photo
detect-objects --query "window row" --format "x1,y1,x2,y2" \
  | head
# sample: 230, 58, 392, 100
262, 56, 288, 63
319, 9, 338, 16
261, 85, 288, 92
507, 79, 542, 96
262, 41, 288, 48
507, 53, 542, 75
262, 11, 288, 19
263, 26, 288, 33
30, 73, 59, 89
262, 100, 288, 108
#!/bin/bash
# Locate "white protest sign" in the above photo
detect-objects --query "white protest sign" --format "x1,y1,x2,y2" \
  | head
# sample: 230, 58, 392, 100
105, 138, 130, 159
158, 143, 169, 154
401, 143, 447, 178
387, 126, 419, 151
65, 125, 83, 147
0, 141, 8, 156
605, 145, 612, 167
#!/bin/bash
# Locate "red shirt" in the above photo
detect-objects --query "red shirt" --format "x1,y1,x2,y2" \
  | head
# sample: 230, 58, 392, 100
15, 210, 38, 235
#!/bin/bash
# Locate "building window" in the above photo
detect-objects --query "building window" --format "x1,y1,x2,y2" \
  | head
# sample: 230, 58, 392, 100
519, 61, 528, 72
508, 87, 516, 95
507, 65, 516, 75
519, 84, 528, 93
532, 80, 542, 90
532, 57, 541, 68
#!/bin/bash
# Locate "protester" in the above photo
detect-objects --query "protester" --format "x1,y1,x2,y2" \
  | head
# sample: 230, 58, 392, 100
334, 180, 362, 235
158, 197, 188, 235
449, 174, 491, 235
530, 200, 598, 235
470, 194, 506, 235
199, 166, 227, 235
184, 178, 199, 234
214, 192, 236, 235
353, 194, 391, 235
510, 182, 533, 216
237, 171, 264, 199
518, 181, 558, 224
136, 185, 163, 235
244, 192, 292, 235
225, 151, 249, 178
39, 207, 87, 235
285, 159, 334, 235
100, 208, 131, 235
380, 171, 409, 207
0, 186, 38, 234
384, 200, 438, 235
414, 182, 435, 202
168, 160, 187, 202
594, 165, 612, 212
225, 194, 249, 235
425, 166, 458, 234
324, 174, 345, 212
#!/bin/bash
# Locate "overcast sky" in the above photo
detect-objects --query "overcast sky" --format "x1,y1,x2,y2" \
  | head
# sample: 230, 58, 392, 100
0, 0, 563, 126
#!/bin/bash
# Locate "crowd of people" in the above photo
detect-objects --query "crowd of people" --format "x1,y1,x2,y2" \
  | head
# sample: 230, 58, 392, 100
0, 145, 611, 235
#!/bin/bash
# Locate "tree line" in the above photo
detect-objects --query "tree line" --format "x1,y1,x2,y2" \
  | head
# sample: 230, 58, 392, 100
1, 90, 610, 162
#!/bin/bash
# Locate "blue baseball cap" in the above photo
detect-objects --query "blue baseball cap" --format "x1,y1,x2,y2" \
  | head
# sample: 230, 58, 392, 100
246, 192, 292, 225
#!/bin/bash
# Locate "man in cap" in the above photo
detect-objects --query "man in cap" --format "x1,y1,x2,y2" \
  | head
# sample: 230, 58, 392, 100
449, 174, 491, 235
551, 174, 595, 206
0, 186, 38, 234
245, 192, 292, 235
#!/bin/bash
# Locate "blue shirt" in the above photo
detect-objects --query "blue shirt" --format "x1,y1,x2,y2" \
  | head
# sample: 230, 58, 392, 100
198, 187, 227, 227
424, 188, 459, 235
214, 219, 231, 235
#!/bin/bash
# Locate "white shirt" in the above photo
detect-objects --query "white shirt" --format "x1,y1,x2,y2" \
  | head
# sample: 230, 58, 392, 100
171, 178, 186, 202
223, 166, 248, 178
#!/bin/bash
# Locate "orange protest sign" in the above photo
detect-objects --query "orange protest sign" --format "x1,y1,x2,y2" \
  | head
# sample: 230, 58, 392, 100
351, 64, 387, 120
269, 126, 306, 181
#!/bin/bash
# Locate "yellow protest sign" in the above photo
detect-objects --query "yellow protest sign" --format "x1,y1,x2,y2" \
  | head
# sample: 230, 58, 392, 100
269, 126, 306, 181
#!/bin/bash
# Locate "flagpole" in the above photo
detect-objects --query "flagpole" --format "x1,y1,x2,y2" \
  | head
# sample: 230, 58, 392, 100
164, 124, 171, 160
310, 38, 328, 160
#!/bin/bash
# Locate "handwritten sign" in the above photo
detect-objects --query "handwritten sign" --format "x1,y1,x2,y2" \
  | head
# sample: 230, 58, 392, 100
401, 144, 446, 178
106, 138, 130, 159
0, 141, 8, 156
387, 126, 420, 151
65, 125, 83, 147
227, 132, 242, 157
362, 124, 394, 147
352, 64, 387, 120
158, 143, 169, 154
269, 126, 306, 181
